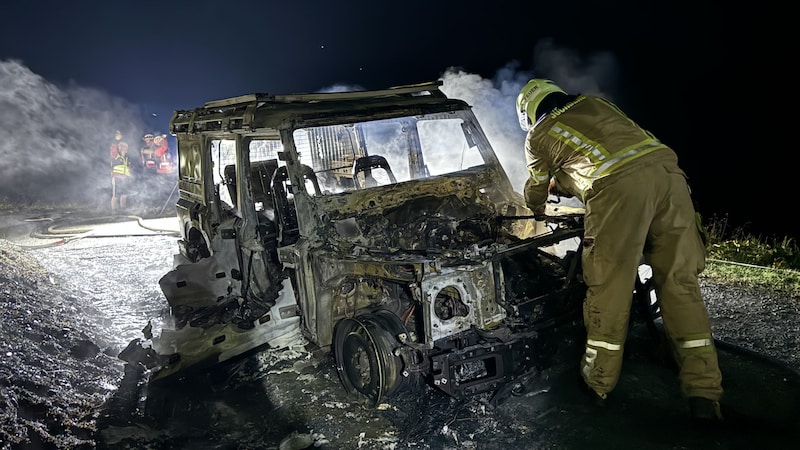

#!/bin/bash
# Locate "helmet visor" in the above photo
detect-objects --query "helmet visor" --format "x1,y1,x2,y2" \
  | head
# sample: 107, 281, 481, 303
517, 106, 532, 132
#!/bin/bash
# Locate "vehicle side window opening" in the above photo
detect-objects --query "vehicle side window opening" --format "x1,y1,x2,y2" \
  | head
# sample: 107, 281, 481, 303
248, 139, 284, 215
211, 138, 285, 213
211, 139, 237, 210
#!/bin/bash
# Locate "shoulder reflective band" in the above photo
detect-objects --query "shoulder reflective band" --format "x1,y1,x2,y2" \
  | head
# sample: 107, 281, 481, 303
548, 124, 666, 178
586, 338, 621, 351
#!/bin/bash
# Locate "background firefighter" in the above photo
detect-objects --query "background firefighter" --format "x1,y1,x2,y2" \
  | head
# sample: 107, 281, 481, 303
111, 141, 133, 213
136, 131, 175, 210
140, 132, 156, 175
516, 79, 724, 422
109, 130, 123, 158
152, 132, 174, 175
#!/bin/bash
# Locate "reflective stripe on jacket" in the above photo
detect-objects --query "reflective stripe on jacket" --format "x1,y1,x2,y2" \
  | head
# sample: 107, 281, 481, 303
112, 155, 131, 177
524, 95, 670, 210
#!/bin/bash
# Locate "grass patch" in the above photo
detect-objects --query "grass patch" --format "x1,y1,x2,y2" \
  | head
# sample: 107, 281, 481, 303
702, 260, 800, 298
702, 214, 800, 298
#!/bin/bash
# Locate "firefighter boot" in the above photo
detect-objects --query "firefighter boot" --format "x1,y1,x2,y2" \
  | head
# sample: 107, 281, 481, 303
111, 196, 119, 214
689, 396, 723, 423
579, 375, 607, 407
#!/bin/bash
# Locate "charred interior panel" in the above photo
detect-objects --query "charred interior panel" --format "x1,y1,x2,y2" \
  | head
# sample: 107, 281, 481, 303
128, 81, 586, 405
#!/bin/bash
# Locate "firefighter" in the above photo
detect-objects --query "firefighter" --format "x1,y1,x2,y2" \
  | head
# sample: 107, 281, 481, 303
152, 132, 174, 175
140, 133, 157, 175
111, 141, 133, 213
109, 130, 123, 158
516, 79, 723, 422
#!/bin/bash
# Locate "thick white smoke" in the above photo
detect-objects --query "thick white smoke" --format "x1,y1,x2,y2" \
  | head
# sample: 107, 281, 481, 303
0, 59, 147, 206
440, 39, 619, 192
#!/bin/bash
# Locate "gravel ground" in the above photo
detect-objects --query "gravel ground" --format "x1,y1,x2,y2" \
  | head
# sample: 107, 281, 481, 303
0, 239, 125, 449
1, 211, 799, 449
702, 278, 800, 371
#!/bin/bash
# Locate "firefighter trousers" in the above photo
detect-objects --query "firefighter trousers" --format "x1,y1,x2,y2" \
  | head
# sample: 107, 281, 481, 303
579, 159, 723, 401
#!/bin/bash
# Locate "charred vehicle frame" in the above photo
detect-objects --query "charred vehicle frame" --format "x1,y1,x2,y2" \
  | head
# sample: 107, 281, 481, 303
127, 81, 658, 404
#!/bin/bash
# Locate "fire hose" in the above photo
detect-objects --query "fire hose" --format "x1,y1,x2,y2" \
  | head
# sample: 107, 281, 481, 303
14, 214, 180, 249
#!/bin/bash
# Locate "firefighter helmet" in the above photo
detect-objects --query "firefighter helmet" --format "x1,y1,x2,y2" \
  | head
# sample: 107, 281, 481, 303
516, 79, 566, 131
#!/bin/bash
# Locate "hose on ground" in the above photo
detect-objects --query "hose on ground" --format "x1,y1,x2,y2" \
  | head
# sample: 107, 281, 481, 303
647, 319, 800, 379
714, 337, 800, 379
15, 214, 180, 249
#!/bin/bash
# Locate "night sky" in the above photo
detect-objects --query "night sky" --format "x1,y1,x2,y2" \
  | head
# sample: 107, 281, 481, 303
0, 1, 786, 240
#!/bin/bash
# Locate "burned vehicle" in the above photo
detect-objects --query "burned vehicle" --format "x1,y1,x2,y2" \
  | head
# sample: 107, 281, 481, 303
130, 81, 601, 403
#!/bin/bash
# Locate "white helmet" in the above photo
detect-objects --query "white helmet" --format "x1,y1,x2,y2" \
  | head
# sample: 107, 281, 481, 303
516, 79, 566, 131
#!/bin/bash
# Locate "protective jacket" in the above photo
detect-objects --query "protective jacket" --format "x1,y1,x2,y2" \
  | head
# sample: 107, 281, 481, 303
523, 94, 723, 403
141, 143, 157, 170
153, 140, 174, 174
112, 154, 132, 178
524, 95, 668, 214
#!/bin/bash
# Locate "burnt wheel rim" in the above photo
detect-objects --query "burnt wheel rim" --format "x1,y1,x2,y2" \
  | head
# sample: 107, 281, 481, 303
333, 312, 410, 405
341, 330, 380, 396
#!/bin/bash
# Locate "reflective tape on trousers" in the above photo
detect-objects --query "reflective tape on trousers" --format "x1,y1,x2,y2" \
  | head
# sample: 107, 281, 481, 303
680, 338, 713, 349
586, 339, 621, 351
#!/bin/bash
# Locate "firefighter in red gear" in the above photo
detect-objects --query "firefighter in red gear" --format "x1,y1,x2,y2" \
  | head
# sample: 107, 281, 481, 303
516, 79, 723, 422
152, 133, 174, 174
140, 133, 157, 174
111, 141, 133, 213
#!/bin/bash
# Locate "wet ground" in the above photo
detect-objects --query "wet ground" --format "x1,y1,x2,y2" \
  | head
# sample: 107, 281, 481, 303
96, 322, 800, 450
1, 210, 799, 449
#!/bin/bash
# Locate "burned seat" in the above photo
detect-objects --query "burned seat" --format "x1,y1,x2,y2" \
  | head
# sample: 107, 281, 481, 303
223, 159, 279, 212
271, 164, 321, 246
352, 155, 397, 189
224, 160, 280, 245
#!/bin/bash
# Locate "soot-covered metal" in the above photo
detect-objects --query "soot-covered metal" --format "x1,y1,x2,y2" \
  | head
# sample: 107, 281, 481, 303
120, 81, 594, 405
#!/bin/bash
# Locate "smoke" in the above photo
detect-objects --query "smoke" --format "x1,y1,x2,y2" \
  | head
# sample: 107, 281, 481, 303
530, 38, 619, 98
440, 39, 619, 192
439, 68, 530, 191
0, 40, 617, 206
0, 59, 147, 206
317, 83, 366, 93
